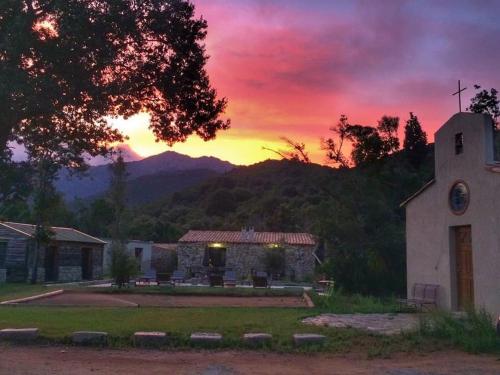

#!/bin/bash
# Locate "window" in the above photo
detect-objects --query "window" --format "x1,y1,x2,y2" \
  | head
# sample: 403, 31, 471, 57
455, 133, 464, 154
0, 241, 7, 267
455, 133, 464, 155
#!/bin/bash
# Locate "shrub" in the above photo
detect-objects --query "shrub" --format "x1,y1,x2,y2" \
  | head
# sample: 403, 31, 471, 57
419, 309, 500, 353
313, 286, 399, 314
109, 242, 139, 288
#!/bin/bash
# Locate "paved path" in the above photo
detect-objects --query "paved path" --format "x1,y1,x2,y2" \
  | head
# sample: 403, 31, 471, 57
1, 346, 499, 375
302, 313, 420, 335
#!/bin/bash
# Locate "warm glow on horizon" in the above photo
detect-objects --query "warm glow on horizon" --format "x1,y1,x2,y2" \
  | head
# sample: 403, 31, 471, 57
107, 113, 320, 166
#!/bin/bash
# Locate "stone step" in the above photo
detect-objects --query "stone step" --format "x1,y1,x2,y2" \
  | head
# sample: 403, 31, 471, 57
243, 333, 272, 345
72, 331, 108, 346
190, 332, 222, 345
0, 328, 39, 341
133, 332, 168, 347
293, 333, 326, 346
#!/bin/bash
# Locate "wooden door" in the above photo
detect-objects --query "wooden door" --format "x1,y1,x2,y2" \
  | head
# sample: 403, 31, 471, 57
455, 226, 474, 310
44, 246, 59, 282
81, 248, 93, 280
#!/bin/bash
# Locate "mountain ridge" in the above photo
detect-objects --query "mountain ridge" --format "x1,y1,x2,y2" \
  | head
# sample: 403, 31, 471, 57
56, 150, 235, 201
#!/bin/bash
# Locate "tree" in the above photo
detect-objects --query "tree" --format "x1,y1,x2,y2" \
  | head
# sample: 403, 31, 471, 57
467, 85, 500, 126
403, 112, 428, 167
263, 137, 310, 163
0, 0, 229, 154
345, 125, 385, 166
377, 115, 400, 155
322, 114, 350, 168
107, 153, 138, 287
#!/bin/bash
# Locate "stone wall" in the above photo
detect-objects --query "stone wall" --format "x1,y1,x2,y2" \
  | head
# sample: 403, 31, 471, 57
0, 269, 6, 283
177, 242, 316, 281
152, 246, 178, 273
58, 266, 82, 282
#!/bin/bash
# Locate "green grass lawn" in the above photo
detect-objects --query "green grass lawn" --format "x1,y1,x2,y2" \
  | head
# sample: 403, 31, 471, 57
0, 283, 57, 302
0, 305, 437, 354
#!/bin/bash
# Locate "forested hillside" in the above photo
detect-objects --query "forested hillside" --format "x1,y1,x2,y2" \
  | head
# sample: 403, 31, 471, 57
126, 148, 434, 295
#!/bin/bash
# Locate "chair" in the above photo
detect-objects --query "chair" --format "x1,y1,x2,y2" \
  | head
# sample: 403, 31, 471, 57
209, 272, 224, 287
135, 269, 158, 286
171, 270, 186, 286
223, 270, 237, 288
398, 283, 439, 311
252, 271, 268, 288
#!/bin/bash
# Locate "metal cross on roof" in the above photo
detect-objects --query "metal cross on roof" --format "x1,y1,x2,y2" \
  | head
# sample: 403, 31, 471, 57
452, 80, 467, 113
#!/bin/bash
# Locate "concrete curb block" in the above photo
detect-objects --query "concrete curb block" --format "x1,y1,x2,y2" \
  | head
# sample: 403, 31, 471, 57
302, 292, 315, 308
0, 328, 39, 341
190, 332, 222, 345
72, 331, 108, 346
133, 332, 168, 347
0, 290, 64, 305
293, 333, 326, 346
243, 333, 272, 345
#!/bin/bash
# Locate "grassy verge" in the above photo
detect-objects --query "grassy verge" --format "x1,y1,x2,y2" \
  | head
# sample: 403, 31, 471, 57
0, 283, 57, 302
419, 309, 500, 354
0, 305, 442, 354
85, 286, 305, 297
310, 288, 401, 314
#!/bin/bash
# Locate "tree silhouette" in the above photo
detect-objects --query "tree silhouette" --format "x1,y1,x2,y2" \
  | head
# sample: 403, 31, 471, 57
403, 112, 428, 167
263, 137, 310, 163
467, 85, 500, 126
322, 114, 350, 168
0, 0, 229, 157
377, 115, 400, 155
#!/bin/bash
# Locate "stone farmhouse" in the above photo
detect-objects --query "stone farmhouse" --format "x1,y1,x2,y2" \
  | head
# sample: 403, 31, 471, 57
0, 221, 105, 283
402, 113, 500, 318
177, 229, 317, 281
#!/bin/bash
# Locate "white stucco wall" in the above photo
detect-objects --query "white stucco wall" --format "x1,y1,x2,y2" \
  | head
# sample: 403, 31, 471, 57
406, 113, 500, 319
103, 240, 153, 274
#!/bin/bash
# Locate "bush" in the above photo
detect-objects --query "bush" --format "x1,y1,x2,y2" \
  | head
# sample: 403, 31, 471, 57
313, 286, 399, 314
110, 242, 139, 287
419, 309, 500, 353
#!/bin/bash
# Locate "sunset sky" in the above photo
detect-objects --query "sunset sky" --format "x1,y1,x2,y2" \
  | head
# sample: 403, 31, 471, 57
110, 0, 500, 165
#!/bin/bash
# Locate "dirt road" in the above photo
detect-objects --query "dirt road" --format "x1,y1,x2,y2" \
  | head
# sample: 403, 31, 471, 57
1, 346, 500, 375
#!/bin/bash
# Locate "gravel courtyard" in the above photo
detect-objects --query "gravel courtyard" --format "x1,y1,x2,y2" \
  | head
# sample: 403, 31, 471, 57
1, 346, 499, 375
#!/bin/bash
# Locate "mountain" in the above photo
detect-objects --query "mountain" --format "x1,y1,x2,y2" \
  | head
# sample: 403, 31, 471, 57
56, 151, 235, 201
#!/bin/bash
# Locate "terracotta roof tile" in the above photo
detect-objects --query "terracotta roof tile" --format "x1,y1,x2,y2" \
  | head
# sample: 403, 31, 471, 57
178, 230, 315, 246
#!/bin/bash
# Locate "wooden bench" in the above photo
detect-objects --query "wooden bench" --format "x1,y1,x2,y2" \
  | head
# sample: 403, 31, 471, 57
399, 283, 439, 311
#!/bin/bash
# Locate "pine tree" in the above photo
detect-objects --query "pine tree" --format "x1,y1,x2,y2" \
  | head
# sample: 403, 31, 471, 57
403, 112, 428, 167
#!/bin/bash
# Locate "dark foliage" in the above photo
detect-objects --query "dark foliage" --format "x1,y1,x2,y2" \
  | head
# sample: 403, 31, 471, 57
403, 112, 428, 167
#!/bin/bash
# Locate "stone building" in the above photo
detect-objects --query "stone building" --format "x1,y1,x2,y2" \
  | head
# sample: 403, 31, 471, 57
0, 221, 105, 283
177, 230, 317, 281
402, 113, 500, 318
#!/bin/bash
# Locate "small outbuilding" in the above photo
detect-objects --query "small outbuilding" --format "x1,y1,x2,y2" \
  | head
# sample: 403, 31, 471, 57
0, 221, 105, 283
177, 229, 317, 281
402, 113, 500, 318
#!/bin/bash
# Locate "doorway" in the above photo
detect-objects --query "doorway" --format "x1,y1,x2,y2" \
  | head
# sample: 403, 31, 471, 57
81, 248, 93, 280
44, 246, 59, 282
454, 226, 474, 310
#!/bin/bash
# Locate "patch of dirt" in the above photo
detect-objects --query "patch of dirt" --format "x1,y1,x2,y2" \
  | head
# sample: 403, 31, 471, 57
0, 346, 499, 375
20, 292, 307, 308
